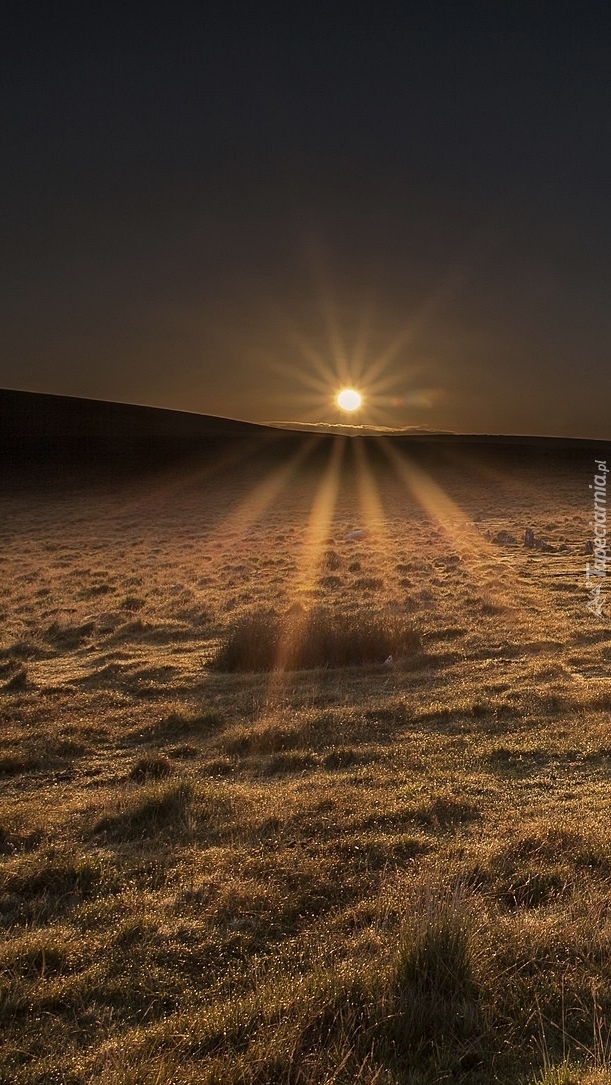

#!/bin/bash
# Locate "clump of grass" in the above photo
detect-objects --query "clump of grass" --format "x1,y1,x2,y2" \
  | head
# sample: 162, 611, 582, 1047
128, 753, 174, 782
323, 745, 376, 770
501, 823, 609, 874
166, 743, 200, 759
528, 1060, 590, 1084
502, 867, 567, 910
212, 606, 422, 672
480, 601, 506, 615
0, 752, 41, 775
322, 549, 342, 570
46, 619, 96, 648
201, 755, 235, 776
0, 825, 39, 855
318, 574, 343, 590
387, 880, 491, 1073
3, 667, 28, 692
261, 751, 318, 775
527, 975, 611, 1084
1, 640, 46, 660
414, 793, 481, 828
0, 852, 105, 925
482, 821, 609, 914
157, 709, 224, 736
1, 854, 102, 900
93, 780, 194, 841
77, 582, 112, 598
120, 594, 145, 611
2, 931, 70, 978
222, 720, 302, 756
130, 709, 223, 745
471, 699, 492, 717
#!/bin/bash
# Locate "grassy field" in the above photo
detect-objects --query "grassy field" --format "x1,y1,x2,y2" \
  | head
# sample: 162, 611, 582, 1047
2, 437, 611, 1083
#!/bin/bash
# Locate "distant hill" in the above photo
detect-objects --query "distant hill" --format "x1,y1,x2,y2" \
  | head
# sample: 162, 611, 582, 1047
0, 388, 276, 443
1, 388, 609, 475
0, 388, 283, 470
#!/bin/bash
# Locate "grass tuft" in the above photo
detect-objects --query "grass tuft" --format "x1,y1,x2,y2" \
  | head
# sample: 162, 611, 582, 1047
3, 667, 28, 692
0, 753, 42, 775
93, 780, 194, 841
0, 852, 105, 926
128, 753, 174, 781
387, 880, 491, 1073
212, 606, 422, 672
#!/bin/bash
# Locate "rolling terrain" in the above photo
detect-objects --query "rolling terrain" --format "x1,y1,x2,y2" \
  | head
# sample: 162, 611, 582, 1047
2, 391, 611, 1083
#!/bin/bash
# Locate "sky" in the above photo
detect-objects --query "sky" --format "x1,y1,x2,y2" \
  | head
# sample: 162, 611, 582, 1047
2, 3, 611, 437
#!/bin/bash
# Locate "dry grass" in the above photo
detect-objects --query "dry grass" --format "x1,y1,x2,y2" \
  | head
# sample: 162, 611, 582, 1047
1, 446, 611, 1082
211, 606, 422, 672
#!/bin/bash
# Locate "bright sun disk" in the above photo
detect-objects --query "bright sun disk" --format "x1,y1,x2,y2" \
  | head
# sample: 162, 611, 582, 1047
336, 388, 362, 412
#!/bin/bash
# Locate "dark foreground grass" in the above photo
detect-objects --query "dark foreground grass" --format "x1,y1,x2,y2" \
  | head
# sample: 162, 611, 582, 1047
5, 807, 611, 1083
23, 871, 604, 1085
5, 674, 611, 1083
212, 606, 422, 672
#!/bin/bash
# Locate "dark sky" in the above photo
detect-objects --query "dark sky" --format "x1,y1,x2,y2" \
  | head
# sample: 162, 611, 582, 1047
2, 3, 611, 437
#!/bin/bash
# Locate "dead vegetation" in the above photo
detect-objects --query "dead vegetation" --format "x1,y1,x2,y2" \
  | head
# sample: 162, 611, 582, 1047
1, 449, 611, 1082
211, 606, 422, 672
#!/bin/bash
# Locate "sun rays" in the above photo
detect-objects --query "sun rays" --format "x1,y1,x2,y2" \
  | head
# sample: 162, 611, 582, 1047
204, 436, 319, 540
192, 428, 576, 712
379, 438, 577, 648
260, 432, 576, 710
265, 436, 346, 699
109, 398, 582, 721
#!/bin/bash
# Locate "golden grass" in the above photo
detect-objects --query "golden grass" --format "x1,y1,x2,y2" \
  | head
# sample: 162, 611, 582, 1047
0, 448, 610, 1082
211, 606, 422, 672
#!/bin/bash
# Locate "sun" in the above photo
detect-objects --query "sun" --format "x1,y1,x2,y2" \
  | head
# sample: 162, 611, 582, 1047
336, 388, 362, 412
